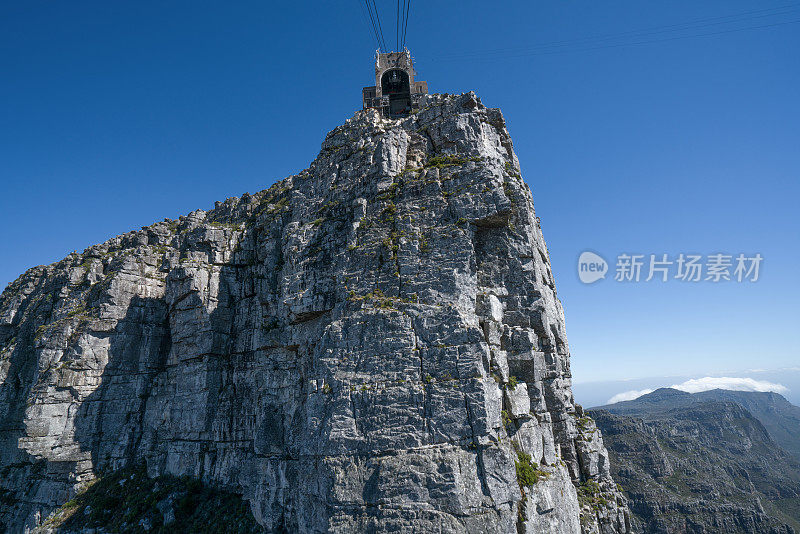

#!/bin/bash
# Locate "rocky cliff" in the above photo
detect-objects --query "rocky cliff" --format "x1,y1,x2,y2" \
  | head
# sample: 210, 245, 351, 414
0, 92, 629, 533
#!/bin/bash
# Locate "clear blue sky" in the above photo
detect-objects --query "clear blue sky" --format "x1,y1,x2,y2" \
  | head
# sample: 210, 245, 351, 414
2, 1, 798, 385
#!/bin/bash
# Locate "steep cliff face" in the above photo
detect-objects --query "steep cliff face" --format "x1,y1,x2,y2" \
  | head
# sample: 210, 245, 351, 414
0, 93, 629, 533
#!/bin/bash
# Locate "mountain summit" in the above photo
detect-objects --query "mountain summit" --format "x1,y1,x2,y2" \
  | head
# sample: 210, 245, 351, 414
0, 93, 629, 533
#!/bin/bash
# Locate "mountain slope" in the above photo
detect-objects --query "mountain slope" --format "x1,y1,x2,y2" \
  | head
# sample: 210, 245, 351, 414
0, 93, 629, 533
590, 390, 800, 533
694, 389, 800, 460
596, 388, 800, 460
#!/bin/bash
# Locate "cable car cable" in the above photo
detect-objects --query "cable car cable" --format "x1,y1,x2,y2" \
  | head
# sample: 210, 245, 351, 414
433, 3, 797, 61
370, 0, 388, 52
364, 0, 381, 51
432, 15, 800, 63
399, 0, 406, 50
363, 0, 380, 51
402, 0, 411, 50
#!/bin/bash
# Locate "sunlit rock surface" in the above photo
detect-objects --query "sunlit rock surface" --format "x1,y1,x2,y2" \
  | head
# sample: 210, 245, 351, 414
0, 93, 629, 533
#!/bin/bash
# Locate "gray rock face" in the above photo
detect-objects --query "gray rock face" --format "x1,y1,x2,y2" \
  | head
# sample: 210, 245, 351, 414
0, 92, 629, 533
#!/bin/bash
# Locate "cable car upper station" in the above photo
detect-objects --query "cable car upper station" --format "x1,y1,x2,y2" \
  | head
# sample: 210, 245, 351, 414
362, 49, 428, 119
360, 1, 427, 118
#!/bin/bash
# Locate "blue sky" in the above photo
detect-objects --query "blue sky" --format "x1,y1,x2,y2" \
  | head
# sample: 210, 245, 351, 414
2, 1, 798, 388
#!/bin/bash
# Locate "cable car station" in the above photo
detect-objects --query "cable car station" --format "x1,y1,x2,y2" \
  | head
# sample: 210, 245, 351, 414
362, 49, 428, 118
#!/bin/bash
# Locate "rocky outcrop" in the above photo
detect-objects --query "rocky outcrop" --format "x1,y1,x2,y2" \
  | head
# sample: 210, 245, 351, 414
0, 92, 629, 533
590, 391, 800, 533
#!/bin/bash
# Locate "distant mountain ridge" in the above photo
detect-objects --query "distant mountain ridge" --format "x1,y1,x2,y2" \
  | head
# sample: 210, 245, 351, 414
588, 388, 800, 533
595, 387, 800, 460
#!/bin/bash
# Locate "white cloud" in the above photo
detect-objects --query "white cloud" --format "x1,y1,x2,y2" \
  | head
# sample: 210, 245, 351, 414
606, 388, 654, 404
671, 376, 788, 395
605, 376, 788, 405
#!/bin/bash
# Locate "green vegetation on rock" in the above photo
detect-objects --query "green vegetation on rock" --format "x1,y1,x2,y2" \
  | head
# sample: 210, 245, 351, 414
577, 479, 609, 512
38, 465, 263, 533
515, 450, 548, 487
424, 154, 482, 169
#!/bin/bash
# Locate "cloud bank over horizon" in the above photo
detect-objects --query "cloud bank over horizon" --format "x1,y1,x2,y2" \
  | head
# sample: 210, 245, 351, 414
606, 388, 655, 403
606, 376, 788, 405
